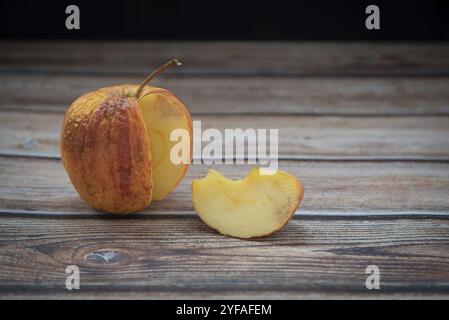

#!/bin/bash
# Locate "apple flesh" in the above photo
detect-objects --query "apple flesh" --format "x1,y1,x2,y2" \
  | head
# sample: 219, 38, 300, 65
192, 167, 304, 238
139, 89, 192, 200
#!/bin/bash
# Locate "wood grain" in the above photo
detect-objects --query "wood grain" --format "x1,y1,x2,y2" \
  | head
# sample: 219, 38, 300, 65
1, 42, 449, 75
1, 156, 449, 215
2, 111, 449, 160
1, 41, 449, 299
0, 215, 448, 298
2, 73, 449, 115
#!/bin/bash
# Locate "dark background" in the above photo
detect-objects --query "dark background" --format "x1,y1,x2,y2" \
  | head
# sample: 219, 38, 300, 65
1, 0, 448, 40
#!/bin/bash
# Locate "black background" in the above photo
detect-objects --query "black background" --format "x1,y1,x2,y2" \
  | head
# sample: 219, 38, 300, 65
1, 0, 449, 40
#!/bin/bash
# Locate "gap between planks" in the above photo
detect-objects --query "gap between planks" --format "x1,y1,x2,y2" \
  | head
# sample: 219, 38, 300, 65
3, 153, 449, 162
2, 291, 449, 300
1, 209, 449, 219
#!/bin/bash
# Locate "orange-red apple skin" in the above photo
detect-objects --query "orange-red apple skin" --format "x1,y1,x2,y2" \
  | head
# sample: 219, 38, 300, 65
61, 86, 153, 214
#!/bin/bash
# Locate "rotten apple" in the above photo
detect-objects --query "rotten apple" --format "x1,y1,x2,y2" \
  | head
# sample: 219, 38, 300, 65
61, 59, 192, 213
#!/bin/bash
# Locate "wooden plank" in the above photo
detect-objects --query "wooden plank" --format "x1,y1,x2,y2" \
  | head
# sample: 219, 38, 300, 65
0, 215, 448, 298
1, 41, 449, 75
1, 111, 449, 160
2, 73, 449, 115
1, 156, 449, 215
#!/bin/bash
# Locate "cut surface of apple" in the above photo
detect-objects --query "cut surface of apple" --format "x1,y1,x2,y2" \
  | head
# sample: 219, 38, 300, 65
139, 89, 192, 200
192, 167, 304, 238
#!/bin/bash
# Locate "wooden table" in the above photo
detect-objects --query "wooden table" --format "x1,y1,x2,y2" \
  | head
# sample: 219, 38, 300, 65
1, 41, 449, 299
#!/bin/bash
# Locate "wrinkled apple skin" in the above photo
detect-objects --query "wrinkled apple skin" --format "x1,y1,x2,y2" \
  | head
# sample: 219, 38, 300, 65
61, 86, 153, 214
112, 84, 192, 200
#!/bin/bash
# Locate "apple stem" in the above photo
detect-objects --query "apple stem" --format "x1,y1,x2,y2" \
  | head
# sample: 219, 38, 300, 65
135, 59, 182, 98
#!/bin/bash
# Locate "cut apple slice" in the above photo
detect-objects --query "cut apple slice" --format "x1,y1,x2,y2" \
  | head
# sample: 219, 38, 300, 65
192, 167, 304, 238
139, 89, 192, 200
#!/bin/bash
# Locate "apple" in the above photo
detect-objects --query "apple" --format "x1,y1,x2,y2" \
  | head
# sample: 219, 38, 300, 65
61, 59, 192, 213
